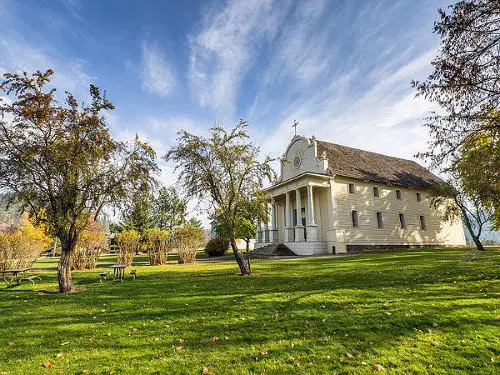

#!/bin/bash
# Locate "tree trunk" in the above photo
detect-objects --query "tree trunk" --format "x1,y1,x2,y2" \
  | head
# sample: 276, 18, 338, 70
470, 233, 485, 251
52, 238, 57, 257
461, 207, 485, 251
245, 239, 249, 252
230, 237, 250, 275
58, 236, 77, 292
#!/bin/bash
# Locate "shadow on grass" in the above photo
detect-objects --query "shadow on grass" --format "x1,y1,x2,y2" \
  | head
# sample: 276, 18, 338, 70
1, 247, 499, 373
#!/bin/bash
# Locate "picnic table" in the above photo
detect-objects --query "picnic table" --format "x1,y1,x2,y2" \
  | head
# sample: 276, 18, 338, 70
110, 264, 127, 281
1, 268, 31, 286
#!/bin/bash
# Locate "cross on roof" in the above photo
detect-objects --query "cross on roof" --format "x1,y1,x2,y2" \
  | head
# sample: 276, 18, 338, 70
292, 120, 299, 136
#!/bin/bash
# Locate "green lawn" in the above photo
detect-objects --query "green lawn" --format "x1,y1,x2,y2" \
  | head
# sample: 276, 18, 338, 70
1, 248, 499, 374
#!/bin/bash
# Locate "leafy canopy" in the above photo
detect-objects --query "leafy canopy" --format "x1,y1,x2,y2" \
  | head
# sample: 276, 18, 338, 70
0, 70, 158, 241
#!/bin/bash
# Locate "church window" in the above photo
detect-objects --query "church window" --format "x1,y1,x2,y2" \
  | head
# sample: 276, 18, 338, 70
373, 186, 379, 197
351, 210, 359, 227
348, 183, 355, 194
396, 189, 402, 200
376, 212, 383, 228
399, 213, 406, 228
420, 216, 426, 230
416, 192, 422, 202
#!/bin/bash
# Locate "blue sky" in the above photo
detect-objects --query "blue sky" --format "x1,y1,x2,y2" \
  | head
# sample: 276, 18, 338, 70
2, 0, 499, 239
0, 0, 453, 181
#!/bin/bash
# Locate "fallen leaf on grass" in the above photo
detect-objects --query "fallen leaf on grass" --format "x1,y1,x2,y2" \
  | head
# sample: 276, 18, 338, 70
154, 354, 163, 359
179, 339, 185, 344
175, 346, 182, 352
7, 342, 14, 346
346, 353, 354, 358
260, 348, 268, 356
224, 336, 229, 340
60, 341, 70, 346
273, 312, 279, 319
201, 367, 213, 375
42, 360, 53, 368
89, 337, 95, 343
373, 364, 385, 371
209, 336, 219, 342
361, 362, 367, 366
56, 353, 64, 359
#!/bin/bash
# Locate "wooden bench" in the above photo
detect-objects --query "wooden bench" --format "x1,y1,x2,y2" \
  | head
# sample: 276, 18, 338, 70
20, 275, 41, 286
99, 272, 108, 283
130, 270, 136, 279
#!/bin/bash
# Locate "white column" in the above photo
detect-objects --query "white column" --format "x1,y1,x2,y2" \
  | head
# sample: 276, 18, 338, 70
271, 203, 277, 229
285, 192, 291, 227
295, 189, 302, 226
284, 191, 294, 242
295, 189, 305, 242
257, 219, 263, 243
269, 202, 278, 243
306, 185, 316, 225
264, 203, 270, 243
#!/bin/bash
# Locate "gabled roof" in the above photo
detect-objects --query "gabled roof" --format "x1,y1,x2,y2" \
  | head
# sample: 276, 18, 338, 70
316, 140, 441, 189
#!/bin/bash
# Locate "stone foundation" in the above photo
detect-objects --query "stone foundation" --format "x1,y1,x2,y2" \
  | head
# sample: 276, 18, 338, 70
346, 244, 437, 254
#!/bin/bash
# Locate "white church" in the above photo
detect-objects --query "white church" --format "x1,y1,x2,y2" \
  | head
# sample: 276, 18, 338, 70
254, 135, 466, 255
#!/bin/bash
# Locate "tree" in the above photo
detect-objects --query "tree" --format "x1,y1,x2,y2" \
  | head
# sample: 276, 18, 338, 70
166, 120, 274, 275
0, 70, 157, 292
413, 0, 500, 223
430, 180, 493, 251
188, 217, 203, 228
153, 186, 187, 231
235, 217, 256, 252
454, 119, 500, 228
121, 185, 156, 238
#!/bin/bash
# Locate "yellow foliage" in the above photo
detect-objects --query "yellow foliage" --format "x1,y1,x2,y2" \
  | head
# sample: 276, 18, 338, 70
0, 213, 51, 270
116, 230, 141, 265
146, 229, 170, 266
73, 227, 107, 270
175, 226, 204, 264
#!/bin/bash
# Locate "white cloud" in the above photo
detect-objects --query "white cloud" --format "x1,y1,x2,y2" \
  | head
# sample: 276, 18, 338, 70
0, 35, 93, 102
256, 48, 439, 170
141, 42, 175, 97
188, 0, 289, 117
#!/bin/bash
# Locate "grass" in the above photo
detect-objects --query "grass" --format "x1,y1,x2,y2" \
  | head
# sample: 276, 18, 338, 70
0, 248, 499, 374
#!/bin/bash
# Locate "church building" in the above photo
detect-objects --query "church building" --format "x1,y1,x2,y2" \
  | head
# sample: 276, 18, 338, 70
255, 135, 466, 255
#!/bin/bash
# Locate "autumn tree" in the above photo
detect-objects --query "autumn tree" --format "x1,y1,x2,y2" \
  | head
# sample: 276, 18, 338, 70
0, 70, 157, 292
413, 0, 500, 226
188, 217, 203, 228
166, 120, 274, 275
153, 186, 187, 231
121, 185, 156, 238
430, 180, 493, 251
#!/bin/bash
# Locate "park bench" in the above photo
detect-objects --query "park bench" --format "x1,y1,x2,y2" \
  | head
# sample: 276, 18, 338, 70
99, 271, 108, 282
20, 275, 41, 286
130, 270, 136, 279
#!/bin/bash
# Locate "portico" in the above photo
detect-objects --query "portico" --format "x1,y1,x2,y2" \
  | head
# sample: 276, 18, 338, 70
255, 171, 346, 255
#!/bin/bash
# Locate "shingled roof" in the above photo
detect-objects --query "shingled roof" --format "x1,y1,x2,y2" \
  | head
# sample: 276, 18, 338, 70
316, 140, 441, 189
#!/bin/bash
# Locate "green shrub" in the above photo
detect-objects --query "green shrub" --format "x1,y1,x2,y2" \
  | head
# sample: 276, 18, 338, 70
175, 225, 204, 264
146, 229, 170, 265
205, 237, 229, 257
73, 221, 107, 270
115, 230, 141, 266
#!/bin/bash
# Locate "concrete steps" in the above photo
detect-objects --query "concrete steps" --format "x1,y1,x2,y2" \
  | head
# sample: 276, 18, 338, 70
251, 243, 297, 256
